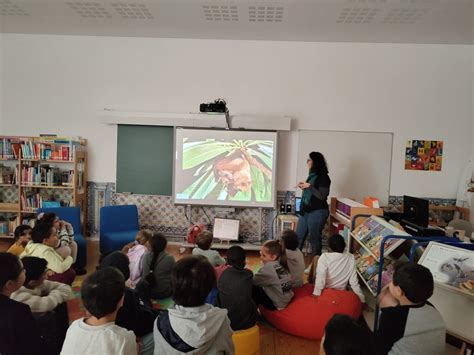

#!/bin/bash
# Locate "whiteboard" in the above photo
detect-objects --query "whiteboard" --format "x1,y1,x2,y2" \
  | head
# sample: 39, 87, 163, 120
296, 130, 393, 206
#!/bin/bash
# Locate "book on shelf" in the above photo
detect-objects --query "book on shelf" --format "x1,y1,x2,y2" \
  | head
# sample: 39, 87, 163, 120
0, 215, 21, 235
354, 248, 397, 295
0, 164, 18, 185
20, 164, 74, 187
352, 215, 409, 258
0, 138, 21, 160
21, 191, 42, 210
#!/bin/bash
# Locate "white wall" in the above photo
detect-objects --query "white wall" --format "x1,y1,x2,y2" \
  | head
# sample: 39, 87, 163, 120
1, 34, 472, 199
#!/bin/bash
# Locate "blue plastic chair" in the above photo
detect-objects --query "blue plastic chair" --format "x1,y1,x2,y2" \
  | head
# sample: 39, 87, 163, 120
99, 205, 139, 255
37, 207, 87, 270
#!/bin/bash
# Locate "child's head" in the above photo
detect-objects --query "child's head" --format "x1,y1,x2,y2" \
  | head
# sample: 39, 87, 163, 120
31, 223, 58, 248
14, 225, 32, 246
136, 229, 152, 246
322, 314, 375, 355
389, 262, 434, 304
280, 229, 299, 251
0, 252, 25, 296
81, 267, 125, 319
196, 230, 213, 251
149, 233, 167, 255
172, 255, 215, 307
21, 256, 48, 289
99, 251, 130, 281
37, 212, 60, 229
260, 240, 282, 263
226, 245, 246, 269
328, 234, 345, 253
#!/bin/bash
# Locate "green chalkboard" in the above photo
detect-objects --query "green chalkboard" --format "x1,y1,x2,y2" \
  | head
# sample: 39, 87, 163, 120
116, 125, 173, 195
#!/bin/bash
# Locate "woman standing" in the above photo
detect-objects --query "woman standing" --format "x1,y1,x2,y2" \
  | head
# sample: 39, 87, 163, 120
296, 152, 331, 256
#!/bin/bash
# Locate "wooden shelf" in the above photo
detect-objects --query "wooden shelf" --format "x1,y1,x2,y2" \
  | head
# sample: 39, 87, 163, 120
351, 232, 378, 259
0, 203, 20, 213
0, 184, 18, 187
43, 160, 74, 163
0, 234, 14, 239
1, 135, 88, 232
21, 184, 74, 190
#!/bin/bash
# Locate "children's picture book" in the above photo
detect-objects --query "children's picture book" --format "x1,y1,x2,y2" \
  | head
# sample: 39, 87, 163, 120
355, 249, 379, 281
352, 215, 409, 258
419, 242, 474, 297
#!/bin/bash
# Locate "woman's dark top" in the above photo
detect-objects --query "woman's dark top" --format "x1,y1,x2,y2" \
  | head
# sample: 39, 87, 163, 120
301, 173, 331, 213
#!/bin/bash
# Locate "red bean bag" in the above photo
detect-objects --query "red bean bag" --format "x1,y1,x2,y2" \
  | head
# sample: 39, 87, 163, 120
259, 283, 362, 340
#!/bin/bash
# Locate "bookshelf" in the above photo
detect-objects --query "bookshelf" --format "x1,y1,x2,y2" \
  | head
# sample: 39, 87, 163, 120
351, 215, 409, 295
329, 197, 384, 248
0, 136, 87, 237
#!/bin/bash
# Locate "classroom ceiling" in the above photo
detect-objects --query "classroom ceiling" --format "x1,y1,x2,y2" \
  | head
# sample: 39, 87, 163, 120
0, 0, 472, 44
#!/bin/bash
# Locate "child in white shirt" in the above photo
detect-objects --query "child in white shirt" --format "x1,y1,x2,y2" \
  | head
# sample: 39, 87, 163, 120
61, 268, 137, 355
311, 234, 365, 303
11, 256, 72, 313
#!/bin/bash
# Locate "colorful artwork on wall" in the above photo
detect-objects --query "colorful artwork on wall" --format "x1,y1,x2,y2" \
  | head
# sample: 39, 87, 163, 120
405, 140, 443, 171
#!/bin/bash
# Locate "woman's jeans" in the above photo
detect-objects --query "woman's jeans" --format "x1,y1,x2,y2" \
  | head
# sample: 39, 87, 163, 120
296, 208, 329, 256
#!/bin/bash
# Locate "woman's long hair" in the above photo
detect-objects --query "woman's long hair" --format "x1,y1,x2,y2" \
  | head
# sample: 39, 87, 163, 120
309, 151, 328, 175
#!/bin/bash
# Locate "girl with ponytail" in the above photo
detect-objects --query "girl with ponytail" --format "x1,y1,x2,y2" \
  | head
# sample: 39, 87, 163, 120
137, 233, 175, 300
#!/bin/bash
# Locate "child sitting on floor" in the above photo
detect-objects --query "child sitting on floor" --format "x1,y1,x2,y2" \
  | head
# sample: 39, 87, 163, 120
138, 233, 175, 300
7, 224, 32, 256
310, 233, 365, 303
37, 212, 78, 263
192, 230, 225, 267
11, 256, 72, 312
153, 255, 234, 354
253, 240, 294, 311
280, 229, 305, 288
100, 251, 160, 355
320, 314, 375, 355
0, 252, 48, 355
61, 267, 137, 355
11, 256, 72, 354
121, 229, 152, 288
376, 262, 446, 355
217, 245, 258, 331
22, 223, 76, 285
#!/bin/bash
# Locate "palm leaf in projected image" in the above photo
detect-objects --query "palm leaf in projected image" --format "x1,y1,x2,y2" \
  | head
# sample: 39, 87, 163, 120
248, 149, 272, 169
181, 139, 273, 201
217, 186, 228, 200
181, 169, 212, 197
244, 140, 273, 148
191, 170, 217, 199
229, 188, 251, 201
250, 165, 270, 202
183, 140, 235, 169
